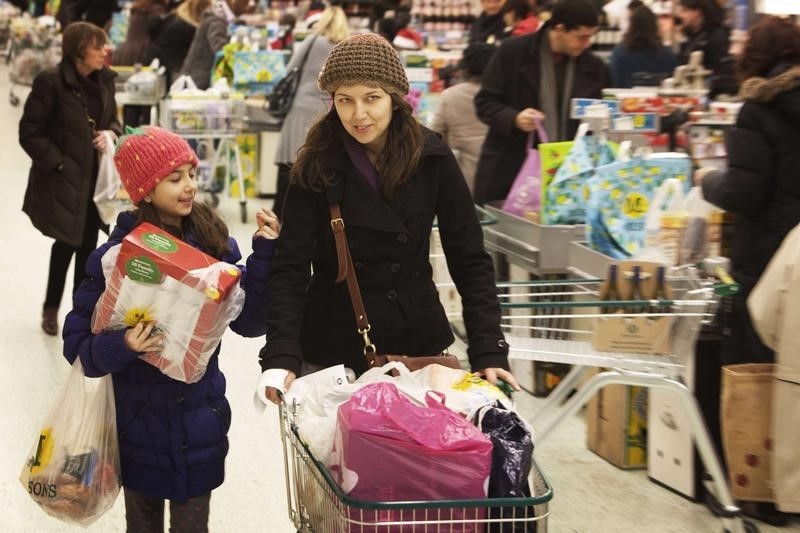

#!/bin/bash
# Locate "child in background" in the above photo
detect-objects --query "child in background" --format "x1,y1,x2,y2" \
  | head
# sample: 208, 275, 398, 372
62, 126, 279, 531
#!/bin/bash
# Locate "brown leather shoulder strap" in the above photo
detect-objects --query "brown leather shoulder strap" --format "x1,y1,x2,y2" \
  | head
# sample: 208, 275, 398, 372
328, 204, 375, 360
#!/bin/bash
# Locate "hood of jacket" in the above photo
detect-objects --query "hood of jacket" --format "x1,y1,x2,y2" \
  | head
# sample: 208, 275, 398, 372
740, 65, 800, 123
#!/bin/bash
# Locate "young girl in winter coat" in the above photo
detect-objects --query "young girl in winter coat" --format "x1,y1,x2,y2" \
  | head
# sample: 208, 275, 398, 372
62, 126, 279, 531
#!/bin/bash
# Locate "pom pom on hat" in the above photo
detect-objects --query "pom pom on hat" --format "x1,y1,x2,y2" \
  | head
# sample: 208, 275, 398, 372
113, 126, 199, 205
318, 33, 410, 95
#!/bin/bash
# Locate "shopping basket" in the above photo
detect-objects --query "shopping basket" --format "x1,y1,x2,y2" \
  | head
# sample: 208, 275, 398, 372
279, 399, 553, 532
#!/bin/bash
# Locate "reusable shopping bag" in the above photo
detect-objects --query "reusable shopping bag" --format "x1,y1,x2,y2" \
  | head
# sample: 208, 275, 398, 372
19, 359, 120, 526
585, 154, 692, 258
721, 364, 775, 502
502, 121, 548, 217
540, 123, 616, 225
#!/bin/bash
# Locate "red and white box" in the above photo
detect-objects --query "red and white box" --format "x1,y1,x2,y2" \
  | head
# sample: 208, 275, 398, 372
92, 223, 244, 383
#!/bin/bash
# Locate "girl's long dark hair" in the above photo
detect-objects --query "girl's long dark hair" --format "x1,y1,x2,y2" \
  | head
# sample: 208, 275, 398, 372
623, 6, 662, 52
135, 201, 231, 259
290, 91, 423, 199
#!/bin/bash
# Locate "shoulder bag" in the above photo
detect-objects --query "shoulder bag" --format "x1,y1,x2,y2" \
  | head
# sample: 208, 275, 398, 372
267, 35, 318, 120
328, 203, 461, 372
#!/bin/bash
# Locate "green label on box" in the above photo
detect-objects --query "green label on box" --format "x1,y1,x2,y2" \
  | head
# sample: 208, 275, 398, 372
142, 232, 178, 253
126, 257, 161, 283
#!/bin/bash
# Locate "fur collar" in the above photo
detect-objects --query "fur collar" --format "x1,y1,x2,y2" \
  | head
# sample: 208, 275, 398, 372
740, 65, 800, 103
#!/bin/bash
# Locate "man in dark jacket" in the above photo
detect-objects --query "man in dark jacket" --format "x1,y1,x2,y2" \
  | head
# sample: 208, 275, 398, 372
472, 0, 609, 205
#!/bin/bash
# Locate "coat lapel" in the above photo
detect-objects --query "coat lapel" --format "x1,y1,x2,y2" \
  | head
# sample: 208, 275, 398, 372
334, 155, 407, 233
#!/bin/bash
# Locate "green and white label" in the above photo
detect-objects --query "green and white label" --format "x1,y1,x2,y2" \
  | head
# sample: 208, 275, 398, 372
126, 256, 161, 283
142, 232, 178, 253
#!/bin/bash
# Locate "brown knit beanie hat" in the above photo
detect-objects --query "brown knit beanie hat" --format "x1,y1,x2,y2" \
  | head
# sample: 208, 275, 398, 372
318, 33, 410, 95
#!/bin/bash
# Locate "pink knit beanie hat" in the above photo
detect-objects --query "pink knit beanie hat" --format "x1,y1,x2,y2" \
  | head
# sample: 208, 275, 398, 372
114, 126, 199, 205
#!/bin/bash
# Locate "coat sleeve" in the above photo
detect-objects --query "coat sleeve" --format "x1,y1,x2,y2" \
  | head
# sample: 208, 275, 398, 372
19, 72, 65, 173
259, 184, 321, 376
474, 41, 522, 139
207, 17, 229, 54
228, 236, 275, 337
702, 106, 775, 217
62, 255, 144, 378
435, 151, 510, 371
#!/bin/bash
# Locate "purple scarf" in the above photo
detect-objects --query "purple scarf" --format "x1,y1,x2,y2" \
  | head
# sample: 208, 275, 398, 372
342, 133, 379, 192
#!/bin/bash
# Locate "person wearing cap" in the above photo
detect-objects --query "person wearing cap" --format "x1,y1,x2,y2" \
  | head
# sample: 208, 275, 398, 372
259, 33, 519, 404
473, 0, 609, 205
431, 42, 496, 194
62, 126, 279, 530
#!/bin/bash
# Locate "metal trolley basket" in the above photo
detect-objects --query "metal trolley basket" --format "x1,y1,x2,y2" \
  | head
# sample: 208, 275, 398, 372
279, 400, 553, 532
496, 271, 756, 533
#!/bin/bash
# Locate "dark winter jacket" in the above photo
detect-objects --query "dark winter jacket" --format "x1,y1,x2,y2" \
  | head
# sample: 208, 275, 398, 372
469, 12, 505, 44
610, 44, 677, 88
20, 60, 121, 247
702, 65, 800, 362
679, 24, 730, 75
63, 211, 274, 501
181, 10, 228, 90
146, 13, 198, 84
260, 129, 509, 378
473, 29, 610, 204
113, 7, 166, 66
57, 0, 116, 29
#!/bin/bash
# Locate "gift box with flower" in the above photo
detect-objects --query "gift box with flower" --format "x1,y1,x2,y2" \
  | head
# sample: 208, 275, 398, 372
91, 223, 245, 383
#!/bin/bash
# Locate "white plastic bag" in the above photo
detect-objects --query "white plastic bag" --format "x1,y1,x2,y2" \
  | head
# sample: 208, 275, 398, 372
93, 131, 125, 225
19, 359, 121, 526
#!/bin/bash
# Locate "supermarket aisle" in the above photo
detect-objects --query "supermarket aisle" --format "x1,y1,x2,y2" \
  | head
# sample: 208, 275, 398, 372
0, 64, 796, 532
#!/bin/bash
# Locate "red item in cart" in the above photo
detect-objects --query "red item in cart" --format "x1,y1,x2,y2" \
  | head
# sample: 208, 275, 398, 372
92, 223, 243, 383
332, 383, 493, 532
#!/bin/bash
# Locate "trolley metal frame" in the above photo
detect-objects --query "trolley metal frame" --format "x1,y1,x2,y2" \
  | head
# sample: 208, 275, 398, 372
279, 399, 553, 532
497, 274, 752, 533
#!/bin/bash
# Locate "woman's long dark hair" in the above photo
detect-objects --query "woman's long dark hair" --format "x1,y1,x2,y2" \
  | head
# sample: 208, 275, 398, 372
290, 91, 423, 199
135, 201, 231, 259
679, 0, 723, 30
623, 6, 662, 52
737, 16, 800, 81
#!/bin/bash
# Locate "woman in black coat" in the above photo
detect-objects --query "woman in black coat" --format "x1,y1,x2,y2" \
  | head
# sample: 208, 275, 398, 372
259, 34, 518, 404
695, 16, 800, 366
677, 0, 730, 75
19, 22, 121, 335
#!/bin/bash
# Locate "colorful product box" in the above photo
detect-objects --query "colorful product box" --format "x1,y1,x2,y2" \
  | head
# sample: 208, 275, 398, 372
92, 223, 243, 383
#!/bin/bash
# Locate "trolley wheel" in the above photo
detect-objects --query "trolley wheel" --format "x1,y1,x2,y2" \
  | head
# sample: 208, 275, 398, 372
239, 201, 247, 223
9, 92, 19, 106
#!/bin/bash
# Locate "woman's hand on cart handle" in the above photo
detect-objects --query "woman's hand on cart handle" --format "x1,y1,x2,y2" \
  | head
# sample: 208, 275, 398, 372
266, 370, 296, 405
255, 208, 280, 240
476, 368, 521, 392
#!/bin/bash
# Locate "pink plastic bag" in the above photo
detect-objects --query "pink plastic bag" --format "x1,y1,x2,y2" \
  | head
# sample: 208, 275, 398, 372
501, 121, 548, 217
332, 383, 493, 531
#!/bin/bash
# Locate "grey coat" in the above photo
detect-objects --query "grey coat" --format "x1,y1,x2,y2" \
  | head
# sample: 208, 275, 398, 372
181, 10, 228, 90
430, 80, 487, 194
274, 36, 335, 164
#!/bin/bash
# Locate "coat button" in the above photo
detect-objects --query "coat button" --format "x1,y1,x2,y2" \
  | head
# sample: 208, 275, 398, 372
355, 261, 364, 270
387, 290, 398, 301
497, 340, 508, 349
177, 396, 184, 404
349, 239, 359, 249
397, 233, 408, 244
390, 262, 400, 273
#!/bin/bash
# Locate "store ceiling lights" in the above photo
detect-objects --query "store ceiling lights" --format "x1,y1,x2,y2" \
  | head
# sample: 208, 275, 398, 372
757, 0, 800, 14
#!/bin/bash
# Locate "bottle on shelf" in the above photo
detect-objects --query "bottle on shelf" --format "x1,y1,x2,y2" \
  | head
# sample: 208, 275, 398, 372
628, 265, 644, 314
650, 265, 669, 313
600, 263, 620, 314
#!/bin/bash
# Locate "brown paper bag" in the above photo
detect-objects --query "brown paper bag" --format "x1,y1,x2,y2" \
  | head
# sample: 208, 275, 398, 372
721, 363, 775, 502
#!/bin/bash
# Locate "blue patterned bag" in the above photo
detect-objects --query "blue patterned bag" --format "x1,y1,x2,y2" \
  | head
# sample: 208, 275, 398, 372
586, 155, 693, 258
231, 50, 287, 95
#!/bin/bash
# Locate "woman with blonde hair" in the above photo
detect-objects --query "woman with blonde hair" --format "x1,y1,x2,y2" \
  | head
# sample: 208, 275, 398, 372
273, 5, 349, 215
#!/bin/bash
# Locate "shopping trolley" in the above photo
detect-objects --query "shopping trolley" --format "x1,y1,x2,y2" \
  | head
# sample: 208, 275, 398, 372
279, 398, 553, 532
7, 16, 60, 106
493, 271, 756, 533
161, 93, 249, 222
